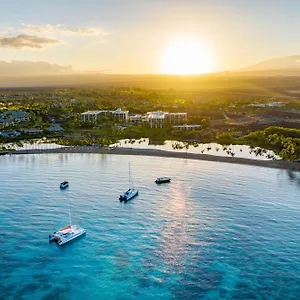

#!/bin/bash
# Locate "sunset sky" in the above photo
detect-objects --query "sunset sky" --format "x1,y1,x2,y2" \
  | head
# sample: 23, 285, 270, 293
0, 0, 299, 74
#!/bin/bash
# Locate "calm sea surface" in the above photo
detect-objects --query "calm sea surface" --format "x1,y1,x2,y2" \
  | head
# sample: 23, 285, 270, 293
1, 153, 300, 299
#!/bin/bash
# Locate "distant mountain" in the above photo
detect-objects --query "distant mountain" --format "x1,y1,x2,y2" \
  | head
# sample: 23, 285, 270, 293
0, 61, 73, 76
242, 55, 300, 72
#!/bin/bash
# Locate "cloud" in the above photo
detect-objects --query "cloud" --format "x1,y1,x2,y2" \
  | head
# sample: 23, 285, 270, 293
0, 34, 60, 49
0, 23, 107, 50
22, 23, 107, 36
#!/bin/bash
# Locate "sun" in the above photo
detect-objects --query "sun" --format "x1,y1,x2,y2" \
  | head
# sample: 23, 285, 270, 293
160, 37, 214, 75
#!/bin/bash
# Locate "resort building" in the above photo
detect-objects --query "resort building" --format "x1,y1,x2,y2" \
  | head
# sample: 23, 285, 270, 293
21, 128, 44, 135
46, 123, 64, 132
146, 111, 188, 128
112, 108, 129, 121
81, 108, 129, 122
0, 110, 29, 127
81, 110, 103, 123
248, 102, 283, 108
172, 125, 202, 131
81, 108, 187, 128
0, 130, 21, 138
147, 111, 165, 128
165, 112, 187, 124
128, 114, 143, 124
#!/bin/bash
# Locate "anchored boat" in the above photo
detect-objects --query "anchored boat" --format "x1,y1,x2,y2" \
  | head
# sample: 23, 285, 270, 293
60, 181, 69, 189
49, 190, 85, 245
49, 224, 86, 245
119, 188, 139, 202
155, 177, 171, 184
119, 163, 138, 202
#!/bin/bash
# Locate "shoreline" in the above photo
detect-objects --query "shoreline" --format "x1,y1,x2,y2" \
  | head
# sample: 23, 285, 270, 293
4, 146, 300, 172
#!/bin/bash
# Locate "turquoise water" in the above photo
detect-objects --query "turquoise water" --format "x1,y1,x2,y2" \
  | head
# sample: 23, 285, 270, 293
1, 154, 300, 299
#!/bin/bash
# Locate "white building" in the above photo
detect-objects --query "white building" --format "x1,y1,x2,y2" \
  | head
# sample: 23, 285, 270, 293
21, 128, 43, 135
81, 108, 128, 122
128, 114, 143, 124
147, 111, 165, 128
81, 110, 103, 123
248, 102, 283, 108
172, 125, 202, 131
112, 108, 129, 121
165, 112, 187, 124
81, 109, 187, 128
146, 111, 187, 128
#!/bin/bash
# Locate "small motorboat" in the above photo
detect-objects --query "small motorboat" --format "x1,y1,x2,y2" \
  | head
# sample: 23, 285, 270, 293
60, 181, 69, 189
119, 188, 139, 202
155, 177, 171, 184
49, 224, 86, 246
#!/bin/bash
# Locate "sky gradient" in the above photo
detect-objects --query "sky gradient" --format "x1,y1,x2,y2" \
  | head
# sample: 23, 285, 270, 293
0, 0, 299, 73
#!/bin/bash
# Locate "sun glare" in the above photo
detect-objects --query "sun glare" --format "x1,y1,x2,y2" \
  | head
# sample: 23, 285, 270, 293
161, 37, 214, 75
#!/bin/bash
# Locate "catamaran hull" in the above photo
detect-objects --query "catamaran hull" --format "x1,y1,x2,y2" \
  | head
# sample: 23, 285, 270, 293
49, 226, 86, 246
119, 191, 138, 202
58, 230, 86, 245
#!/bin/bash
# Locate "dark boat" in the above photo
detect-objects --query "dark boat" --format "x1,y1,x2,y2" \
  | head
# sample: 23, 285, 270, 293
155, 177, 171, 184
60, 181, 69, 189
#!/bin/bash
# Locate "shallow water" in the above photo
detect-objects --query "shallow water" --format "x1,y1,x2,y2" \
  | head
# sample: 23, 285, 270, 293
1, 153, 299, 299
112, 139, 278, 160
3, 138, 277, 160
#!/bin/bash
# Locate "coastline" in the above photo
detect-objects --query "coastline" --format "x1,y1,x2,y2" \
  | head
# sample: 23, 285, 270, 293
4, 146, 300, 172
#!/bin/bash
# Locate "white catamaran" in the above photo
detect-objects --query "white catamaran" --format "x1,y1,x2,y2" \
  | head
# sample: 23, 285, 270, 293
49, 192, 85, 245
119, 163, 138, 202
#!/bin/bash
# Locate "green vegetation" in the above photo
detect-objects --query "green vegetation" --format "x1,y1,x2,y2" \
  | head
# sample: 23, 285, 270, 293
243, 127, 300, 160
1, 87, 300, 160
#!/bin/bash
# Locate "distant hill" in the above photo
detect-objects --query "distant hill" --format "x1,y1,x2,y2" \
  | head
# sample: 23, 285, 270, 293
0, 61, 73, 77
240, 55, 300, 76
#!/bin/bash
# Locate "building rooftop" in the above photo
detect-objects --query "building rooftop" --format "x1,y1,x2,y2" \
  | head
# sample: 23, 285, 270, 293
147, 111, 165, 119
0, 130, 21, 137
166, 112, 187, 115
81, 110, 103, 115
172, 124, 201, 128
113, 108, 128, 113
46, 123, 64, 132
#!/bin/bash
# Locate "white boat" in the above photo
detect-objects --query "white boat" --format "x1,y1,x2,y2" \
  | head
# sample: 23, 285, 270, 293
119, 163, 138, 202
119, 188, 139, 201
60, 181, 69, 189
49, 224, 86, 245
49, 193, 85, 245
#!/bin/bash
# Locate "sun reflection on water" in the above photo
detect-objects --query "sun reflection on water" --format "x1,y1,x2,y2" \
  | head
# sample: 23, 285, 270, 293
156, 182, 198, 271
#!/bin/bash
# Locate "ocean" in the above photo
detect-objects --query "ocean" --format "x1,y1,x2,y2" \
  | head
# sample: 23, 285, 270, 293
1, 153, 300, 299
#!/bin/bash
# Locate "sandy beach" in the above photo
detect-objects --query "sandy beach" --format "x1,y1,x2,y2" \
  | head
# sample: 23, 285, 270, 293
5, 146, 300, 172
